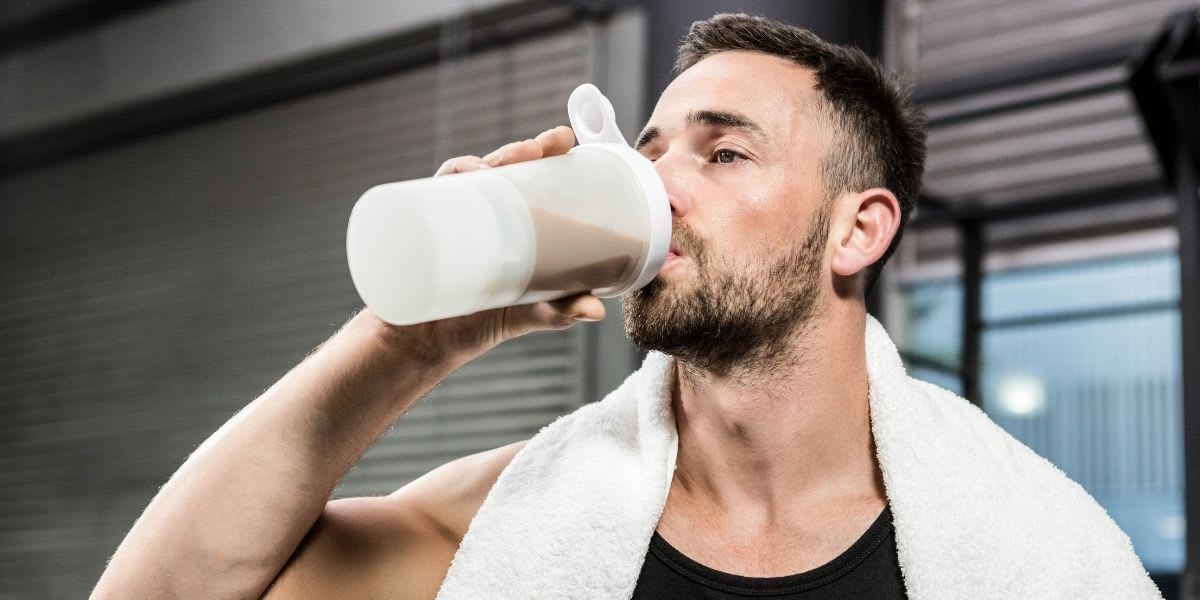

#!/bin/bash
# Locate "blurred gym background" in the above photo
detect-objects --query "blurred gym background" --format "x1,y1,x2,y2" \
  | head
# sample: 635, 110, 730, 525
1, 1, 1197, 598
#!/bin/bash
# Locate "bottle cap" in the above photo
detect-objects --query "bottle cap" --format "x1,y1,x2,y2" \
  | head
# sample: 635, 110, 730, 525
566, 83, 671, 297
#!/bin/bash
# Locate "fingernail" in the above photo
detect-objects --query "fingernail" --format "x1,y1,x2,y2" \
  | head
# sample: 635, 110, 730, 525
574, 315, 600, 322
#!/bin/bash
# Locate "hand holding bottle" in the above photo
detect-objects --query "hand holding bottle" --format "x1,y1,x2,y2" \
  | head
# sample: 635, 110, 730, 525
348, 84, 671, 361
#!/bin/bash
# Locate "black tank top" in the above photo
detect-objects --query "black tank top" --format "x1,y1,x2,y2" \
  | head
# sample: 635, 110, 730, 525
631, 505, 907, 598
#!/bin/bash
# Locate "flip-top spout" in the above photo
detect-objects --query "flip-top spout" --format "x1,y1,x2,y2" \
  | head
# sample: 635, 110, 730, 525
567, 84, 628, 145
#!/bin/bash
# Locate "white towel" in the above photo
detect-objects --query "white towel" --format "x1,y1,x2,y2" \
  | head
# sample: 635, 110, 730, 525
436, 316, 1162, 599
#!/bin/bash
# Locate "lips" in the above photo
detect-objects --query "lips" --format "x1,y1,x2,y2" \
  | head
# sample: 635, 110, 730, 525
664, 243, 684, 267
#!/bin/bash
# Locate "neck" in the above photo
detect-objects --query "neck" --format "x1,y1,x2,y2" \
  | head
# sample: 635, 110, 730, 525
669, 304, 884, 525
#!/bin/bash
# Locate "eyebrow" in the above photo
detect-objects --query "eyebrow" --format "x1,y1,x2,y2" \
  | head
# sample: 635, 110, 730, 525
634, 109, 768, 151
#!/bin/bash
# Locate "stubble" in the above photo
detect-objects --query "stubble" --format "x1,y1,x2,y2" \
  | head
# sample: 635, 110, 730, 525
623, 205, 830, 381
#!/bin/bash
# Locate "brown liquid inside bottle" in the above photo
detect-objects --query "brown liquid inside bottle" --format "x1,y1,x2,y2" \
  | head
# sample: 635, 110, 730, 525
526, 206, 643, 292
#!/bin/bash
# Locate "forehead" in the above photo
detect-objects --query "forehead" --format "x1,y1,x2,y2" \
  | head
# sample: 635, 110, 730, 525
650, 51, 821, 137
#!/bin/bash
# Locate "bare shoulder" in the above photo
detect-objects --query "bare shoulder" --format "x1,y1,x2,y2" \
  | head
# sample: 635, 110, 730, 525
262, 440, 528, 600
395, 439, 530, 540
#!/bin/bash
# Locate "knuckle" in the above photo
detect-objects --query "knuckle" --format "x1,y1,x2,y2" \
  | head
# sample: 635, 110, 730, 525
551, 312, 576, 329
448, 155, 484, 173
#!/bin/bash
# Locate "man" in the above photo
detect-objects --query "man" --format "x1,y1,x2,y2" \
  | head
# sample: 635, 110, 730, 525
93, 13, 1159, 600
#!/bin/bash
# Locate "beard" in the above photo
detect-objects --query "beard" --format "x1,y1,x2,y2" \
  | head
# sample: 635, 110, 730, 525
622, 206, 829, 378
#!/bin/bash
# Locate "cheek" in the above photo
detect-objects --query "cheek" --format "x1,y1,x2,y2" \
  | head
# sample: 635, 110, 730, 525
694, 156, 826, 261
704, 171, 779, 228
721, 180, 817, 257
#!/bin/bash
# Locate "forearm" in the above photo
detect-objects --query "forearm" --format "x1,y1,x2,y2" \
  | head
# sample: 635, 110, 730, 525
93, 309, 474, 599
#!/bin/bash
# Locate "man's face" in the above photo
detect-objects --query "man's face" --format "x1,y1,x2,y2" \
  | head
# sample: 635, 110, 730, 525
623, 51, 836, 375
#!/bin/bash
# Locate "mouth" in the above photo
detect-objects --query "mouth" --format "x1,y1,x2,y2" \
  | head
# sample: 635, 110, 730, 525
664, 243, 685, 267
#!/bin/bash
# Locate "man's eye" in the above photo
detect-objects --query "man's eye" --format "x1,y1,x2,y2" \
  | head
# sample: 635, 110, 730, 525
714, 149, 742, 164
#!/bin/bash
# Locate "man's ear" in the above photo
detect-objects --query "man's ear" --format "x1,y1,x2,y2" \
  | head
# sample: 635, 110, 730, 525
829, 187, 901, 278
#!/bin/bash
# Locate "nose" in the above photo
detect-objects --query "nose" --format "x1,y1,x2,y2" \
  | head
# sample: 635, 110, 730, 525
653, 154, 691, 218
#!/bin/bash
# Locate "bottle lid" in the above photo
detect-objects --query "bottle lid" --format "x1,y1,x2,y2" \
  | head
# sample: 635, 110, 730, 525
566, 83, 671, 297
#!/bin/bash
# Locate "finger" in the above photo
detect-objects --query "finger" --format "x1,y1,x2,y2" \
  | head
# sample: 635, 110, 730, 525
501, 294, 606, 338
547, 293, 605, 322
482, 139, 543, 167
535, 126, 576, 157
435, 155, 488, 176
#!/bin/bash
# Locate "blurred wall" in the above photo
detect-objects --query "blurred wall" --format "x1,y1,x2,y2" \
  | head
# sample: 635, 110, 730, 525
0, 0, 511, 139
566, 0, 883, 116
632, 0, 882, 114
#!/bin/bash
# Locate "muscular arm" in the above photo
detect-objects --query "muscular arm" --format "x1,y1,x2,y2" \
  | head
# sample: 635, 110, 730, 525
92, 311, 471, 599
91, 126, 592, 600
261, 441, 527, 600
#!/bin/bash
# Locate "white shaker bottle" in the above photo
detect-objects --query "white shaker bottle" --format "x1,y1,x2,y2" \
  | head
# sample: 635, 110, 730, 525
346, 83, 671, 325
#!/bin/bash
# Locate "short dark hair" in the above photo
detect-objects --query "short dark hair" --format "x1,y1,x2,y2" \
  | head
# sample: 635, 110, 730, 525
673, 13, 927, 292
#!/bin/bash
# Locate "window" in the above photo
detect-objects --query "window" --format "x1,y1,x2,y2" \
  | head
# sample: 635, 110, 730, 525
896, 251, 1185, 573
